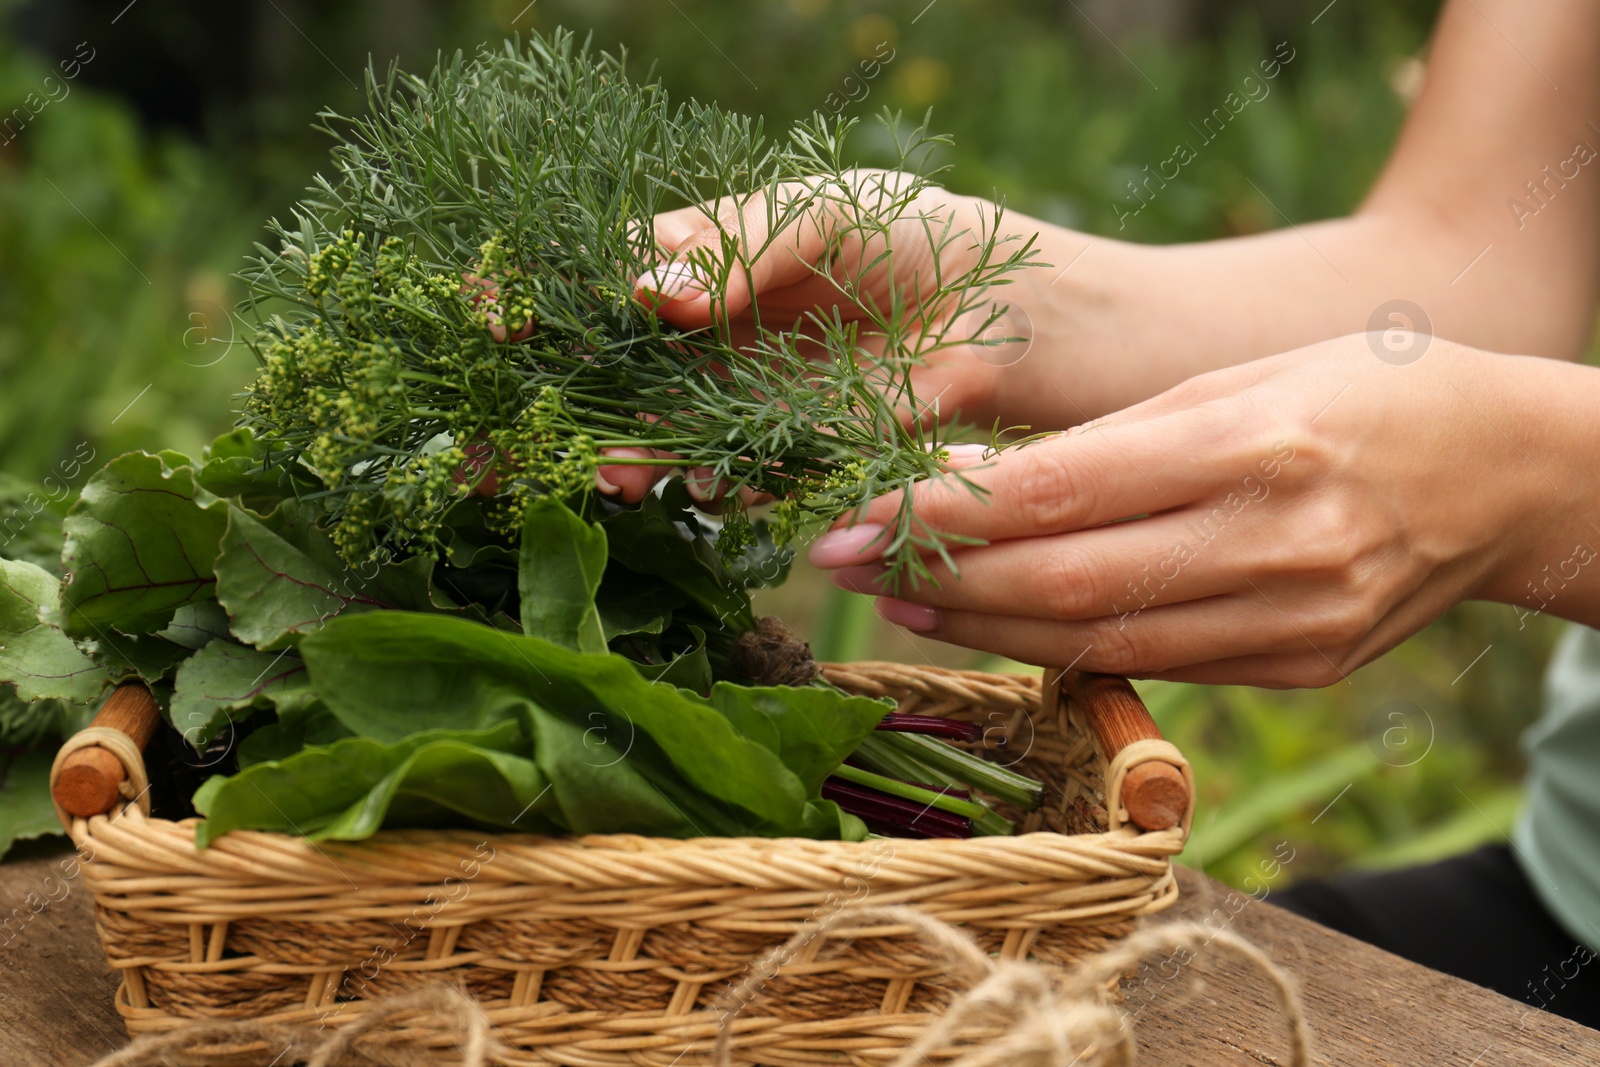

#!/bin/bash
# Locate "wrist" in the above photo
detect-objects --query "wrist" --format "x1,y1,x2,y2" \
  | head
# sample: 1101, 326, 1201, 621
1466, 350, 1600, 613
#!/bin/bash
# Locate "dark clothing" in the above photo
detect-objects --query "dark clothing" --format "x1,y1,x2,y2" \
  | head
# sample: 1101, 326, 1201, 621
1274, 845, 1600, 1029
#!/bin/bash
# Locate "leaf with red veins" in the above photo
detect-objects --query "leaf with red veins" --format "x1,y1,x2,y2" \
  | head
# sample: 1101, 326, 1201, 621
61, 451, 229, 639
215, 501, 465, 650
214, 503, 393, 650
0, 557, 106, 703
169, 638, 314, 745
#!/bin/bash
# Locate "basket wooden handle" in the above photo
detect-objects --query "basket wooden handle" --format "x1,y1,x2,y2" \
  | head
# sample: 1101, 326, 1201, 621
52, 682, 162, 818
1052, 670, 1192, 832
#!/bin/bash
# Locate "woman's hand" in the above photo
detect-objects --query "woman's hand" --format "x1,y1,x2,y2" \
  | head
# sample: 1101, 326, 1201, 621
811, 334, 1589, 687
599, 170, 1027, 502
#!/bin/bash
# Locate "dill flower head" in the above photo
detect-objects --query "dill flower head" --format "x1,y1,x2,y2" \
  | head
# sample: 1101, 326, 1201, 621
239, 30, 1037, 587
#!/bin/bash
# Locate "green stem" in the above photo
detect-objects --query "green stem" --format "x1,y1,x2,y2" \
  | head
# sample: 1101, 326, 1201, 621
830, 763, 1013, 836
869, 731, 1044, 812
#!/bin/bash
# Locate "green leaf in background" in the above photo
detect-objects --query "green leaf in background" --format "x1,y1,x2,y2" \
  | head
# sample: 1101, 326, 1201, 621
0, 748, 61, 858
1353, 786, 1524, 871
598, 483, 750, 628
194, 721, 559, 846
216, 500, 464, 649
708, 682, 889, 795
0, 557, 104, 703
195, 428, 311, 512
299, 611, 808, 832
518, 498, 607, 653
1180, 740, 1380, 868
0, 688, 94, 750
169, 640, 313, 744
60, 452, 227, 637
594, 578, 677, 641
0, 472, 71, 574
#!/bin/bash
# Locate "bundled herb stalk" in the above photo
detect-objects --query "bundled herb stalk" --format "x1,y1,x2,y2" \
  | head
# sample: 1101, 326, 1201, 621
240, 31, 1038, 590
0, 32, 1050, 853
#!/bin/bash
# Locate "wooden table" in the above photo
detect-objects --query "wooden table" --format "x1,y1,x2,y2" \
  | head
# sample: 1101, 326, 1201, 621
3, 842, 1597, 1066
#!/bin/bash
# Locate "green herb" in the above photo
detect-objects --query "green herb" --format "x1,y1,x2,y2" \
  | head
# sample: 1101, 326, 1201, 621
239, 31, 1040, 589
0, 33, 1049, 854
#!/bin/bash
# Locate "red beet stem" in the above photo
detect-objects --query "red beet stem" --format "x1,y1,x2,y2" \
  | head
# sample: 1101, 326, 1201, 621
875, 714, 982, 742
821, 778, 973, 839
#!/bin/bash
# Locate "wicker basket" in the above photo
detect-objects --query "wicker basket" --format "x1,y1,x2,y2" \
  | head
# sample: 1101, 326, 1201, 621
50, 662, 1193, 1066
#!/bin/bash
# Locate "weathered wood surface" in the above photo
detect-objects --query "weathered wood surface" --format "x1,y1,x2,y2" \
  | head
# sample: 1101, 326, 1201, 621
1, 845, 1596, 1065
0, 842, 124, 1067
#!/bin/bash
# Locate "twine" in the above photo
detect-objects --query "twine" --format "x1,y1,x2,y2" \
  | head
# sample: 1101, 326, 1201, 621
714, 905, 1310, 1067
84, 986, 505, 1067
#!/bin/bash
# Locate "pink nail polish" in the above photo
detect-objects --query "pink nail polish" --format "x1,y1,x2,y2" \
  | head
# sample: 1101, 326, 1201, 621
808, 524, 886, 568
874, 597, 939, 633
637, 262, 703, 301
830, 564, 887, 593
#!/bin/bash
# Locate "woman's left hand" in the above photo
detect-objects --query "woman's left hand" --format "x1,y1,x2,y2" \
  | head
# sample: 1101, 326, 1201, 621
811, 333, 1564, 687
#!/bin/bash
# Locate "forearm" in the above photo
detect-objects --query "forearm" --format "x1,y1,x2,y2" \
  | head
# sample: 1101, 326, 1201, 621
997, 0, 1600, 427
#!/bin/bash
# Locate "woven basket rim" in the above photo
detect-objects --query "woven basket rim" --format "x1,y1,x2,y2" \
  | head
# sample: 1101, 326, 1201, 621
67, 809, 1189, 887
59, 661, 1192, 878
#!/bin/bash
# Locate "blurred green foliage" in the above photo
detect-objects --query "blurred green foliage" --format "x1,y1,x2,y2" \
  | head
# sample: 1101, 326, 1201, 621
6, 0, 1563, 891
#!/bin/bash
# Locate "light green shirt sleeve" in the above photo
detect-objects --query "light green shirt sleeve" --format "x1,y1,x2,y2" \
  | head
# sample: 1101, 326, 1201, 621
1516, 624, 1600, 951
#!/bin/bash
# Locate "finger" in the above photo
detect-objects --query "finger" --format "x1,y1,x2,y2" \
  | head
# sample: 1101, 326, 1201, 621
460, 274, 534, 342
1142, 654, 1328, 689
596, 447, 674, 503
869, 592, 1302, 674
651, 203, 721, 251
810, 400, 1285, 566
829, 510, 1242, 619
634, 185, 836, 325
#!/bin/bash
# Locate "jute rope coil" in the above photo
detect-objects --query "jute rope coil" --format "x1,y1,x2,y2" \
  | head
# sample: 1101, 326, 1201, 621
716, 905, 1309, 1067
59, 661, 1195, 1066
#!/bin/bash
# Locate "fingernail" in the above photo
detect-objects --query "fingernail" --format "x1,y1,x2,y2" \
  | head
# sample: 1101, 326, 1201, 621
808, 524, 886, 568
940, 442, 991, 465
875, 597, 939, 633
830, 564, 887, 593
685, 466, 718, 502
595, 468, 622, 495
636, 262, 703, 301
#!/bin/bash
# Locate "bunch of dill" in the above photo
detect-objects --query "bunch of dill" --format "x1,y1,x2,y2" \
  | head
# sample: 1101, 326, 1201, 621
240, 31, 1038, 588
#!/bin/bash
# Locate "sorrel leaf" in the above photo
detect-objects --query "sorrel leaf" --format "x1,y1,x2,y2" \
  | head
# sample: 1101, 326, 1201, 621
708, 682, 889, 795
192, 721, 557, 845
298, 611, 808, 831
518, 497, 607, 653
